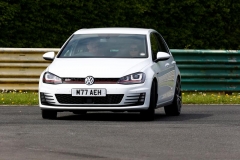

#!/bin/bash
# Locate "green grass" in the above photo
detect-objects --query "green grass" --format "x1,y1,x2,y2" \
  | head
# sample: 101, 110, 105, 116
182, 92, 240, 104
0, 90, 240, 105
0, 90, 38, 105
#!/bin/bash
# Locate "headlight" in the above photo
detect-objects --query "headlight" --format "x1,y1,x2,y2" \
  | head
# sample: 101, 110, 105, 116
43, 72, 62, 84
118, 72, 146, 84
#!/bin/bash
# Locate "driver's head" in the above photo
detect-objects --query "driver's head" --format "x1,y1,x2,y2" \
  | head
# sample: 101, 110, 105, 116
129, 44, 139, 57
87, 40, 99, 54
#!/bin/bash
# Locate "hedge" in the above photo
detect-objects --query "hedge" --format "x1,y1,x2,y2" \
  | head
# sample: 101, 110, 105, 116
0, 0, 239, 49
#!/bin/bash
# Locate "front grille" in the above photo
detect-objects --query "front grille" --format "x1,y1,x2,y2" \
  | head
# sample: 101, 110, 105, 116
55, 94, 123, 104
62, 78, 119, 84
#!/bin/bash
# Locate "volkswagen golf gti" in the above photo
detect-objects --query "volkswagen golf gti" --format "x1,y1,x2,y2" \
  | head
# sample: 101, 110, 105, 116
39, 28, 182, 120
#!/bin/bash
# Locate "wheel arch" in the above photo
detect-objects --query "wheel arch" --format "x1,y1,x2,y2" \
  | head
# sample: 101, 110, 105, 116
152, 77, 158, 104
177, 75, 181, 83
174, 74, 181, 93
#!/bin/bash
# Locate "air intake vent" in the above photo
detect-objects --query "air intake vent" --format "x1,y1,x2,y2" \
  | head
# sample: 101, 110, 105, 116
124, 93, 146, 105
40, 92, 56, 105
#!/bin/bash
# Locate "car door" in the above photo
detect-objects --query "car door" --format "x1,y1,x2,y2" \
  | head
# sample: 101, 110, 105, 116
150, 32, 175, 104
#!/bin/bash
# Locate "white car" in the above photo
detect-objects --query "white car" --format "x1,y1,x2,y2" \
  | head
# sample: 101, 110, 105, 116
39, 28, 182, 120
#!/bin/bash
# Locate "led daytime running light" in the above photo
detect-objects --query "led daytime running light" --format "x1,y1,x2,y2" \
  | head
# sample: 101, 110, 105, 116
43, 72, 62, 84
118, 72, 145, 84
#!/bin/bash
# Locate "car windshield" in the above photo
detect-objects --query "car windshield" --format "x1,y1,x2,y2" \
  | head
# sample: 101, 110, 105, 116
58, 34, 148, 58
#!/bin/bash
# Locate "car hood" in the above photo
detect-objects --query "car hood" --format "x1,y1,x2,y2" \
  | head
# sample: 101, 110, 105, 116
47, 58, 151, 78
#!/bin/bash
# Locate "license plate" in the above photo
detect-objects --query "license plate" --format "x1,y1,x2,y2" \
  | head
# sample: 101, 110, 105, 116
72, 88, 106, 97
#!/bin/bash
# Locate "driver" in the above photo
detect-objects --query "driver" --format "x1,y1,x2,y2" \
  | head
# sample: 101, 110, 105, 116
87, 41, 99, 55
129, 44, 140, 57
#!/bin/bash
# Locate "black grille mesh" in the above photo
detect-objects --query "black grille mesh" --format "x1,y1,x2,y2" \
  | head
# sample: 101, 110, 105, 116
55, 94, 123, 104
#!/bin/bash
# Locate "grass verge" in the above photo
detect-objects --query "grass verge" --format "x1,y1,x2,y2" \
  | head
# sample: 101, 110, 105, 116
0, 90, 38, 105
0, 90, 240, 105
182, 92, 240, 104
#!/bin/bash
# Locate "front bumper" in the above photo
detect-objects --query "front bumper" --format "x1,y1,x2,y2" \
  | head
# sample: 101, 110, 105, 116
39, 82, 151, 111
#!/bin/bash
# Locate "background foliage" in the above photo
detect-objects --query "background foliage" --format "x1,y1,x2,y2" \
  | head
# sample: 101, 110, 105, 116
0, 0, 239, 49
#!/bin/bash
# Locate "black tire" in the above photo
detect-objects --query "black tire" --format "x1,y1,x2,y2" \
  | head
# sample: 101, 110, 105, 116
164, 78, 182, 116
140, 81, 156, 121
42, 110, 57, 119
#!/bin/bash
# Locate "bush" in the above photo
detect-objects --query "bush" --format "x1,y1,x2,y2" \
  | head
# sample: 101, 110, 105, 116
0, 0, 239, 49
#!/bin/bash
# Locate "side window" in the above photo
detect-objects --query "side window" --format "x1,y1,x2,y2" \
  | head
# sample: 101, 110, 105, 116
150, 33, 159, 60
155, 33, 169, 53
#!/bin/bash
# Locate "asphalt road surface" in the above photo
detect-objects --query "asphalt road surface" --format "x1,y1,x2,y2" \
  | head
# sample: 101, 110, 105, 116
0, 105, 240, 160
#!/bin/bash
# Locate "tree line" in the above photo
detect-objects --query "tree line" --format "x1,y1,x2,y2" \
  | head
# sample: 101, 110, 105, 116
0, 0, 239, 49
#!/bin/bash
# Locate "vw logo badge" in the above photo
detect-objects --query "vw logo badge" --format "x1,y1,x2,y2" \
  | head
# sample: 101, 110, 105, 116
85, 76, 94, 85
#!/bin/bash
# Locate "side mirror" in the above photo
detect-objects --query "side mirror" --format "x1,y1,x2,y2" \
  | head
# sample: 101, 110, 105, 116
43, 52, 55, 61
154, 52, 170, 62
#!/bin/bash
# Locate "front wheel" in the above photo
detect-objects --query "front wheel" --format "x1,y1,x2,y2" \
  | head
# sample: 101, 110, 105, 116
42, 110, 57, 119
164, 78, 182, 116
140, 81, 156, 121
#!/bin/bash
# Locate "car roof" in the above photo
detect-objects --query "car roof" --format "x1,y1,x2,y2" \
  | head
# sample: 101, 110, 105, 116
74, 28, 155, 35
